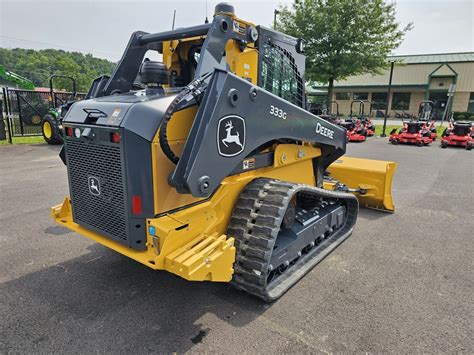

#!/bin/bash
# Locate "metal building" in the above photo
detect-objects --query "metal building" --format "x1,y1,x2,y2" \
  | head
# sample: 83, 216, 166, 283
309, 52, 474, 119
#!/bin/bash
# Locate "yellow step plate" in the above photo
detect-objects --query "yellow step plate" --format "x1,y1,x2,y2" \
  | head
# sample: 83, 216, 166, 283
165, 233, 235, 282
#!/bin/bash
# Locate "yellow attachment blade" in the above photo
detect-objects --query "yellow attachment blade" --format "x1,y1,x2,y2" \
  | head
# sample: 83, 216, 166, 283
165, 233, 235, 282
326, 156, 397, 212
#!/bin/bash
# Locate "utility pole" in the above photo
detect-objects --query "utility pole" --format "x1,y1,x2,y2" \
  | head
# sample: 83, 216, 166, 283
274, 9, 280, 30
172, 10, 176, 30
381, 61, 395, 137
441, 84, 456, 124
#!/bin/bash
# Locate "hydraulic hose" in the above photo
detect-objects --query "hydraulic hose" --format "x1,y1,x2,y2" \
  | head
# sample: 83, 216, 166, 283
159, 72, 212, 164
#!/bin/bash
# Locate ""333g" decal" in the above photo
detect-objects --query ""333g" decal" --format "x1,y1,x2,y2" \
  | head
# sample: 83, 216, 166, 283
269, 105, 287, 120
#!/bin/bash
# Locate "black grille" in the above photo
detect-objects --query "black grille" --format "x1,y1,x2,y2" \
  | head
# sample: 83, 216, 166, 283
66, 139, 128, 242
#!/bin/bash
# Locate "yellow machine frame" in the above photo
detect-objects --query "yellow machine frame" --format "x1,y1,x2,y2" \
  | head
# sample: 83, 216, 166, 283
53, 144, 323, 282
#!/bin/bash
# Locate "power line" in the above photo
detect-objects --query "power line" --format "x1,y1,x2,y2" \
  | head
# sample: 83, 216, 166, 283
3, 66, 106, 80
0, 35, 121, 58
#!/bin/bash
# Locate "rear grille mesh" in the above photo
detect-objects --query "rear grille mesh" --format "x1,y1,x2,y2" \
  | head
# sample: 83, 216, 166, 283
66, 139, 128, 242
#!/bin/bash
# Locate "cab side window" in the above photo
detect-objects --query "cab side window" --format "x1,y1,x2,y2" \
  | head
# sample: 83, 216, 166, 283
259, 41, 304, 108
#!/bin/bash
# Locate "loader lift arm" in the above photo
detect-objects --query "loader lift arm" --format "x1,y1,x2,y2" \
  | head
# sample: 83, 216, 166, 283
102, 11, 255, 97
170, 69, 347, 197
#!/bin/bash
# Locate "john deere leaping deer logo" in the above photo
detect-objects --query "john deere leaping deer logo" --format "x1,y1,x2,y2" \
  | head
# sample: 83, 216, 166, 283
217, 115, 246, 157
88, 176, 101, 196
222, 121, 243, 148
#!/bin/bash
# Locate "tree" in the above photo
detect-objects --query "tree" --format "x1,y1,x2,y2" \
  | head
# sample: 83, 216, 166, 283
277, 0, 412, 111
0, 48, 116, 92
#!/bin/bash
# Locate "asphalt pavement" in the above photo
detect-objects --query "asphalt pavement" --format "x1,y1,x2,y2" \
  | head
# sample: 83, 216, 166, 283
1, 139, 473, 353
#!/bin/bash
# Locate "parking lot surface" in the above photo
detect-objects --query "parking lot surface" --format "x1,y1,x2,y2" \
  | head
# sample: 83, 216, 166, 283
1, 139, 473, 353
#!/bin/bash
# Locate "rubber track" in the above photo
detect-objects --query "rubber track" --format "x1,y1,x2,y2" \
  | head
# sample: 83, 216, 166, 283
227, 178, 359, 302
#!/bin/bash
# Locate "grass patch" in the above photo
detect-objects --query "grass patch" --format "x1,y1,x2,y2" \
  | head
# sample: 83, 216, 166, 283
374, 125, 399, 136
373, 125, 445, 136
0, 135, 45, 145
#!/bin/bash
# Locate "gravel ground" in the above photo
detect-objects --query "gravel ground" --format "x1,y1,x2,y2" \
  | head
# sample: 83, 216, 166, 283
1, 139, 472, 353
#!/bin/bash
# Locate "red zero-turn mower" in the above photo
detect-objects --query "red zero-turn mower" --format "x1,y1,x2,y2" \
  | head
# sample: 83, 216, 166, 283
318, 101, 341, 125
360, 118, 375, 136
389, 120, 433, 146
360, 100, 375, 136
339, 118, 367, 142
350, 100, 375, 136
417, 100, 437, 141
441, 120, 474, 150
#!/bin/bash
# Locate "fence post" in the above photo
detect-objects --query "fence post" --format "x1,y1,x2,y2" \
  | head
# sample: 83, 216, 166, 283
2, 87, 13, 144
0, 98, 6, 142
15, 91, 25, 136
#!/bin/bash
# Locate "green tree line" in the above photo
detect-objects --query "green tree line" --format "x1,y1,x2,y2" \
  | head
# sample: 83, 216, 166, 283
0, 48, 116, 92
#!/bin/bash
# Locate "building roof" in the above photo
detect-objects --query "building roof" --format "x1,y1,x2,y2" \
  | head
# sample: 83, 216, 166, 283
388, 52, 474, 64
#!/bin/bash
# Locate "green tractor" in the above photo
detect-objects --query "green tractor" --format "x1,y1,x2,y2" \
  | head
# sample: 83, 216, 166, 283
41, 75, 77, 144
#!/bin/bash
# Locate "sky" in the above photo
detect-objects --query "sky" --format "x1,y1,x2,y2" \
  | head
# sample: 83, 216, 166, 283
0, 0, 473, 62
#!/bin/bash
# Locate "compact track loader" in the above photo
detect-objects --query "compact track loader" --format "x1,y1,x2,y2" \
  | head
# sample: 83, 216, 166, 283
52, 3, 396, 301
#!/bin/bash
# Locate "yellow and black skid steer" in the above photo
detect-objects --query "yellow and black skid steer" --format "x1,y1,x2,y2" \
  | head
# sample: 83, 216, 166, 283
52, 3, 396, 301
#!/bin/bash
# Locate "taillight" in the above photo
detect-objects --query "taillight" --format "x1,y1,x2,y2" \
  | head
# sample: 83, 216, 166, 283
110, 132, 121, 143
132, 195, 142, 215
65, 127, 73, 137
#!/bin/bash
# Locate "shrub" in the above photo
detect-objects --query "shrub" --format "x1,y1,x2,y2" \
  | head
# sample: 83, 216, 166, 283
452, 112, 474, 121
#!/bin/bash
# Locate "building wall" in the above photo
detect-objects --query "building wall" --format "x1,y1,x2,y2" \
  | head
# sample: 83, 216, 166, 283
333, 61, 474, 92
328, 71, 473, 116
331, 89, 427, 117
408, 91, 426, 114
322, 59, 474, 116
452, 92, 470, 112
331, 89, 473, 118
334, 63, 439, 87
429, 77, 455, 90
332, 99, 351, 116
449, 62, 474, 92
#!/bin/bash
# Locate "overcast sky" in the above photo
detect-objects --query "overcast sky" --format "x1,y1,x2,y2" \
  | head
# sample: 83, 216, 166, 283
1, 0, 473, 62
